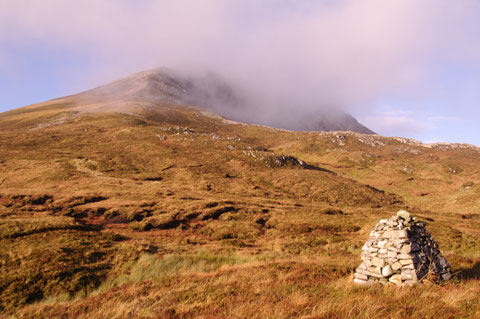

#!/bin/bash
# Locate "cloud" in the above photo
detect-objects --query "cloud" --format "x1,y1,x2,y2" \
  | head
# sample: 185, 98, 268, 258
362, 114, 432, 137
361, 107, 464, 138
1, 0, 480, 126
383, 110, 415, 117
426, 115, 460, 122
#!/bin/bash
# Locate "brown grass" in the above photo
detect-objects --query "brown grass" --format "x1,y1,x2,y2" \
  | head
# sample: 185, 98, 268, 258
1, 99, 480, 317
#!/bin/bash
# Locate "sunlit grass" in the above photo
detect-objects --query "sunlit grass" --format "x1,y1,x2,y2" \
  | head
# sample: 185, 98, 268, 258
1, 101, 480, 317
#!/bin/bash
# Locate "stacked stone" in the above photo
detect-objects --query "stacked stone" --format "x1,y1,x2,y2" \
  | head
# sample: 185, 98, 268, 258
354, 210, 452, 286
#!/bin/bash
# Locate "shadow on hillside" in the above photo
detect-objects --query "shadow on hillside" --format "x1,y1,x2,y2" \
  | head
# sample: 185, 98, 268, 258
455, 262, 480, 280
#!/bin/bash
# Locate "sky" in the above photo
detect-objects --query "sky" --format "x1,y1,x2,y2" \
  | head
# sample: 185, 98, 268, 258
1, 0, 480, 145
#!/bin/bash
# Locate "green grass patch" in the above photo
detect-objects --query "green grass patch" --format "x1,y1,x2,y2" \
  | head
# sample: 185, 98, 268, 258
93, 252, 260, 295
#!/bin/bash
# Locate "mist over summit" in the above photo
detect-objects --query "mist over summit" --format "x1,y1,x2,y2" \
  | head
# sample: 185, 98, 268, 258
75, 68, 374, 134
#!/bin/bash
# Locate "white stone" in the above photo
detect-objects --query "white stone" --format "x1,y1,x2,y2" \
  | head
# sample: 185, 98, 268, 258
377, 240, 388, 248
387, 251, 397, 258
355, 268, 370, 276
368, 269, 383, 278
397, 210, 411, 221
389, 274, 402, 284
401, 245, 411, 253
401, 243, 420, 253
371, 257, 385, 268
355, 272, 369, 281
353, 278, 368, 285
394, 239, 408, 246
388, 246, 400, 252
364, 259, 372, 267
401, 270, 417, 280
400, 259, 413, 265
391, 262, 403, 271
385, 258, 395, 265
357, 262, 367, 270
383, 229, 408, 239
354, 278, 375, 285
382, 265, 394, 277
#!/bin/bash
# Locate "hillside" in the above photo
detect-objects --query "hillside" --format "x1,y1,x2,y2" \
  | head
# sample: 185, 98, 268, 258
0, 75, 480, 318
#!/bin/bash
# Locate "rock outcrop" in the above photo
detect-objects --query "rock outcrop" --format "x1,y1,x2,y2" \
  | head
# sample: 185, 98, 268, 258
354, 210, 452, 286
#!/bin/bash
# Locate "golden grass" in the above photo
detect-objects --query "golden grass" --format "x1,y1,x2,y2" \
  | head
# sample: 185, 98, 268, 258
1, 101, 480, 317
13, 260, 480, 318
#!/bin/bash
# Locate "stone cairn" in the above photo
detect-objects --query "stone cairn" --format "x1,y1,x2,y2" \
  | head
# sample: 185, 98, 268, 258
354, 210, 452, 286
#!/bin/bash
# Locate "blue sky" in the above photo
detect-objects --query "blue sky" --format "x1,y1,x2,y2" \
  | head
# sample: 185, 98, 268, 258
1, 0, 479, 145
357, 65, 480, 144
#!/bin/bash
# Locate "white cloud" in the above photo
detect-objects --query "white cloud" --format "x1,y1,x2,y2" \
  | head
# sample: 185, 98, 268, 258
362, 114, 432, 137
426, 115, 460, 122
361, 108, 464, 138
382, 110, 415, 117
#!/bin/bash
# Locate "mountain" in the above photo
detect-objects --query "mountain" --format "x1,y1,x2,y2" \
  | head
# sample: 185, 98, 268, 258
0, 69, 479, 317
60, 68, 375, 134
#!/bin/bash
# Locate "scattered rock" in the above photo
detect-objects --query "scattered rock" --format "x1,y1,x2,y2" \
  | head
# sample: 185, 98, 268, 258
332, 134, 346, 146
462, 182, 474, 192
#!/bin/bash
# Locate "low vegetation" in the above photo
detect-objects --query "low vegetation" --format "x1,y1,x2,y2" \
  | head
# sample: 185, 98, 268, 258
0, 99, 479, 318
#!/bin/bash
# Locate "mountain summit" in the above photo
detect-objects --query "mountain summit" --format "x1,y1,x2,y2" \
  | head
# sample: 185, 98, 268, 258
72, 68, 374, 134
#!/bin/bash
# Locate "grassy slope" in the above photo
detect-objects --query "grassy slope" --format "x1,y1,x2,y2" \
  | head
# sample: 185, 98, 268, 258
0, 100, 479, 318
